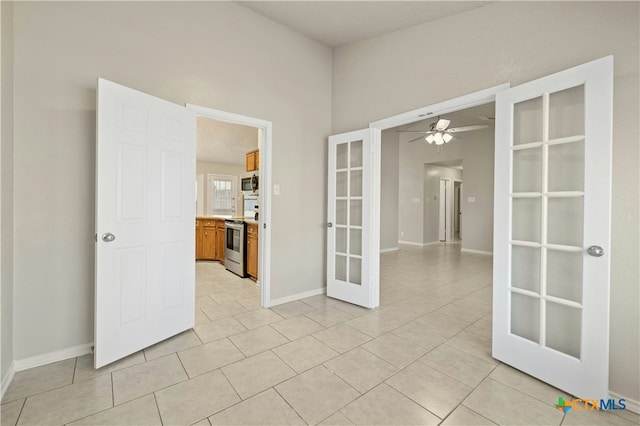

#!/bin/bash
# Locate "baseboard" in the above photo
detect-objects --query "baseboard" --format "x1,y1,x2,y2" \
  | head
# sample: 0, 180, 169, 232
380, 247, 399, 253
268, 287, 326, 308
461, 248, 493, 256
14, 342, 93, 372
1, 361, 16, 400
609, 390, 640, 414
398, 240, 440, 247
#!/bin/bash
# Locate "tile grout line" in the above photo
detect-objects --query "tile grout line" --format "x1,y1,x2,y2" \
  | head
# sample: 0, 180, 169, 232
271, 386, 309, 424
12, 396, 27, 426
71, 356, 78, 384
151, 392, 164, 425
110, 371, 115, 408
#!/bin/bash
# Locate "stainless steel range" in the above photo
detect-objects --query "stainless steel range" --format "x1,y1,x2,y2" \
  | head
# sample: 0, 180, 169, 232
224, 219, 246, 277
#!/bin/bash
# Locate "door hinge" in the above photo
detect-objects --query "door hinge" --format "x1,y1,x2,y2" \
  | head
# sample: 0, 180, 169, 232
263, 223, 266, 229
93, 233, 98, 242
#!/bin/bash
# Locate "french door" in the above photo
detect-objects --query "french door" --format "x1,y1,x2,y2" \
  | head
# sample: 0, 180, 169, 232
493, 57, 613, 399
327, 129, 379, 308
95, 79, 196, 368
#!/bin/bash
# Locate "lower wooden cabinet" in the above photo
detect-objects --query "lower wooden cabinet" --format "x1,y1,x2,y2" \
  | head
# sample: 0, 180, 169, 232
201, 219, 217, 260
196, 218, 225, 262
216, 221, 225, 263
246, 223, 258, 280
195, 219, 203, 259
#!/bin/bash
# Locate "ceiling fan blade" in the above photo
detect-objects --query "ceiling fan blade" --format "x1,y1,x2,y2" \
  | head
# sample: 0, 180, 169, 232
407, 135, 426, 143
396, 130, 431, 133
447, 124, 489, 133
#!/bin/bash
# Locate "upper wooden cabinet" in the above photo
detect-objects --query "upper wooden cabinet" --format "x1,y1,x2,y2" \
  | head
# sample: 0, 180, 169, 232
246, 149, 259, 172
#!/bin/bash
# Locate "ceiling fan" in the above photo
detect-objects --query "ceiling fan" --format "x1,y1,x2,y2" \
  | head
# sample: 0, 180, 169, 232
398, 117, 489, 145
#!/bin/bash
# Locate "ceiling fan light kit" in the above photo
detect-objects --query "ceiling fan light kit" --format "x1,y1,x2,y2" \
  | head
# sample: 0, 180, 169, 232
425, 131, 453, 145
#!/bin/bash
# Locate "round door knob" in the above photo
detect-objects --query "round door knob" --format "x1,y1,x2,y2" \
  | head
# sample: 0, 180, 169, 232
586, 245, 604, 257
102, 233, 116, 243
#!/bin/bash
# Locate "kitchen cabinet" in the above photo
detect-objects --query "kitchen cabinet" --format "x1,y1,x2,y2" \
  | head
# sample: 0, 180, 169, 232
196, 218, 225, 261
246, 149, 259, 172
201, 219, 217, 260
246, 222, 258, 280
216, 220, 225, 263
195, 219, 203, 259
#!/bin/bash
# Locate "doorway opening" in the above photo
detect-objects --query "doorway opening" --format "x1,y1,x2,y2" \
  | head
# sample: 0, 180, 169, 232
453, 180, 462, 241
187, 104, 273, 308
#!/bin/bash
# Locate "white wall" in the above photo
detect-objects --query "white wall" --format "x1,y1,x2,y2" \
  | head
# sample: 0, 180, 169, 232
196, 161, 246, 217
399, 127, 494, 252
333, 1, 639, 402
1, 0, 15, 388
423, 165, 463, 244
10, 2, 332, 361
380, 129, 399, 250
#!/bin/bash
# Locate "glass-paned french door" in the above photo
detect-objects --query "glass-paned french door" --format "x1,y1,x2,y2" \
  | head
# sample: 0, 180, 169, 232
494, 57, 613, 399
327, 128, 378, 308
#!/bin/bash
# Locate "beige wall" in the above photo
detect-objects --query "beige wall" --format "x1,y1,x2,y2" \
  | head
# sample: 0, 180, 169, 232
11, 2, 332, 361
333, 1, 639, 401
1, 0, 15, 384
380, 129, 399, 250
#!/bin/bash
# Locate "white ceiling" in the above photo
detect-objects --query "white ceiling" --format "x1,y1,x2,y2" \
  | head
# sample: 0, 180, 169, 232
196, 117, 258, 165
238, 1, 492, 47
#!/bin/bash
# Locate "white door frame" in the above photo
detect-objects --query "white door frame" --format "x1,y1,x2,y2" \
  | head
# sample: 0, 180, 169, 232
186, 104, 272, 308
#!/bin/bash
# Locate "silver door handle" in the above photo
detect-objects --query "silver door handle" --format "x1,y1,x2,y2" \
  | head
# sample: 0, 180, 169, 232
327, 223, 333, 228
102, 233, 116, 243
586, 245, 604, 257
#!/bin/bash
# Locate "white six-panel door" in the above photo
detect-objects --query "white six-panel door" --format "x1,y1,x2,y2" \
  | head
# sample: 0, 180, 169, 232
95, 79, 196, 368
327, 129, 379, 308
493, 57, 613, 399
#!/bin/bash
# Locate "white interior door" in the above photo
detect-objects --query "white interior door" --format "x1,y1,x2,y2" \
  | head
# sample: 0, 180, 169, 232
327, 129, 379, 308
95, 79, 196, 368
493, 57, 613, 399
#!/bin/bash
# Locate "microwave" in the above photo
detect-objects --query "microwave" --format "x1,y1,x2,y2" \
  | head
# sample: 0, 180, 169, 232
241, 174, 258, 193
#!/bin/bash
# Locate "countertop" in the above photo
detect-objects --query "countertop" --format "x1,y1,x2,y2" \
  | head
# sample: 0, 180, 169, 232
196, 215, 258, 226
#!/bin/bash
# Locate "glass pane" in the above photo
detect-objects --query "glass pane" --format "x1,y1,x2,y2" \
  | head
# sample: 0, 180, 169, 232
335, 255, 347, 281
336, 171, 348, 197
512, 198, 541, 242
336, 227, 347, 254
511, 292, 539, 343
350, 200, 362, 227
350, 140, 363, 167
546, 302, 581, 358
548, 141, 584, 192
336, 143, 348, 169
549, 85, 585, 140
514, 96, 543, 145
349, 257, 362, 285
350, 170, 362, 197
349, 228, 362, 256
547, 197, 584, 247
513, 148, 541, 192
547, 250, 583, 303
336, 200, 347, 225
511, 245, 540, 293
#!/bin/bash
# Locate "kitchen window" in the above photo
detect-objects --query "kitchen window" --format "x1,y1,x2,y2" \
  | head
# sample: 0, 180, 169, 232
207, 174, 237, 215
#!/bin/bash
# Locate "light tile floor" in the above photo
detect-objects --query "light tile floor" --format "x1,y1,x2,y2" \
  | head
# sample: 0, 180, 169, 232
2, 244, 638, 425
